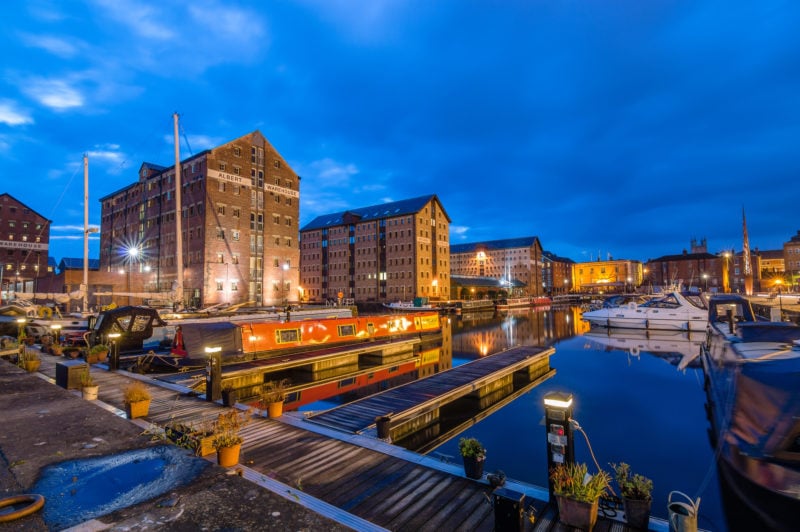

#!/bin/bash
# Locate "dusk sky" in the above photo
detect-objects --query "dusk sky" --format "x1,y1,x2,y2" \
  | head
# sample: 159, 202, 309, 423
2, 0, 799, 265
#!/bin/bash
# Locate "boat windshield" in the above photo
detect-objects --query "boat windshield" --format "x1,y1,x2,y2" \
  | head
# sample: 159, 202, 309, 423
640, 294, 681, 309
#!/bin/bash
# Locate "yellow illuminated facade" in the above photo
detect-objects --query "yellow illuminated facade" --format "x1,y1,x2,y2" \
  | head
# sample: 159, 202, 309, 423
573, 259, 643, 293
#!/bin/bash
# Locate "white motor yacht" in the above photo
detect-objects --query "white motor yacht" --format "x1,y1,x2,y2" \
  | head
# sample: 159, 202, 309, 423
580, 291, 707, 331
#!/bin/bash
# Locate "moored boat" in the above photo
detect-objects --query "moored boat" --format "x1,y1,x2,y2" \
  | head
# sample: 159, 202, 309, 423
495, 296, 552, 310
701, 294, 800, 531
84, 305, 441, 371
580, 291, 707, 331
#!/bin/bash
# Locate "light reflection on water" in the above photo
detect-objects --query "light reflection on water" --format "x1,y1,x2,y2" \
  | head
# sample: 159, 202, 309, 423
299, 307, 728, 531
439, 307, 727, 532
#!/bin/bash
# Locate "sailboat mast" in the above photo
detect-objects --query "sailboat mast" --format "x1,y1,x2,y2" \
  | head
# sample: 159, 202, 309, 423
742, 206, 753, 296
83, 154, 89, 313
173, 113, 184, 309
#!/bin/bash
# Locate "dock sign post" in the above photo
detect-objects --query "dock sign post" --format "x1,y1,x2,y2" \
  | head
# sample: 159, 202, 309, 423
543, 391, 575, 499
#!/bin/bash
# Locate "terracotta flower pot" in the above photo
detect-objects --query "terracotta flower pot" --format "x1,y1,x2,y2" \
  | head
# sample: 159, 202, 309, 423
462, 455, 485, 480
267, 401, 283, 418
623, 497, 652, 530
125, 399, 151, 419
217, 443, 241, 467
556, 495, 599, 532
82, 385, 99, 400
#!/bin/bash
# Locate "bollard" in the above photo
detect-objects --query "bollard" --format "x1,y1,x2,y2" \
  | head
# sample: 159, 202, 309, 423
375, 415, 392, 439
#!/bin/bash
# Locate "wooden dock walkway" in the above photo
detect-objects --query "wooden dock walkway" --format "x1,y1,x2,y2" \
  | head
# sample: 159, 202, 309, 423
306, 345, 555, 434
28, 351, 670, 531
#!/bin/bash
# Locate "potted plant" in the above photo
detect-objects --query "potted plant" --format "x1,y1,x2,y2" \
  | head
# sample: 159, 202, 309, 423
87, 344, 110, 364
212, 408, 250, 467
260, 379, 288, 418
81, 371, 99, 400
612, 462, 653, 530
123, 381, 152, 419
63, 345, 82, 359
165, 419, 215, 457
550, 462, 611, 531
458, 436, 486, 480
19, 349, 40, 373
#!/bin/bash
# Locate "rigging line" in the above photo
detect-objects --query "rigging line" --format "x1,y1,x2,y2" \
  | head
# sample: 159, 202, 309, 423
17, 158, 84, 270
111, 114, 176, 175
180, 124, 194, 157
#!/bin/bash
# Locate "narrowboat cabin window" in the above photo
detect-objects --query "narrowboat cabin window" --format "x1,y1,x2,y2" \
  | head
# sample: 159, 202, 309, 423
338, 377, 356, 388
275, 329, 301, 344
338, 324, 356, 337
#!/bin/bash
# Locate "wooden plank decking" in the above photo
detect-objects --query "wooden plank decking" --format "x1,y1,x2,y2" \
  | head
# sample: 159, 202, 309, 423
27, 351, 669, 532
306, 345, 555, 434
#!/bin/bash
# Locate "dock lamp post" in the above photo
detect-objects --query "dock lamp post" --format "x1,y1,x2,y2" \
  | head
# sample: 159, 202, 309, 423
775, 279, 784, 320
702, 273, 709, 292
107, 332, 121, 370
126, 246, 140, 306
51, 324, 61, 350
543, 391, 575, 500
205, 346, 222, 402
16, 318, 26, 347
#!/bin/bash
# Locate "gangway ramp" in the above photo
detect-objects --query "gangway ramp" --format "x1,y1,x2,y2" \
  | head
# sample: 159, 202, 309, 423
306, 344, 554, 434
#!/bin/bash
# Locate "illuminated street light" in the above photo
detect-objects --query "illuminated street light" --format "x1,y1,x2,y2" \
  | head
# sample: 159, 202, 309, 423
702, 273, 709, 292
775, 279, 784, 320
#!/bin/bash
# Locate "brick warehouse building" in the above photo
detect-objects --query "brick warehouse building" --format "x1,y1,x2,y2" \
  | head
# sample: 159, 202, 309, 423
99, 131, 300, 308
299, 195, 451, 304
0, 193, 52, 300
449, 237, 547, 299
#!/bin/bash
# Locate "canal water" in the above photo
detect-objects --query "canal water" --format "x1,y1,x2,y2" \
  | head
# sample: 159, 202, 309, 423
298, 306, 734, 530
437, 306, 728, 531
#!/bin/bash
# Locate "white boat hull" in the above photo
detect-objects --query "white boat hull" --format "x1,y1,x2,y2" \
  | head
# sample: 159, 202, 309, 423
581, 291, 707, 331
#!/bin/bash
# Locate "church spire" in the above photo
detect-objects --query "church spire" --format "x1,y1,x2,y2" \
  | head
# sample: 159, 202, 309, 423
742, 206, 753, 295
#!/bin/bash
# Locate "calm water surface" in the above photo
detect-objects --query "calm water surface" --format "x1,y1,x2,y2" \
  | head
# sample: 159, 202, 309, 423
434, 307, 727, 532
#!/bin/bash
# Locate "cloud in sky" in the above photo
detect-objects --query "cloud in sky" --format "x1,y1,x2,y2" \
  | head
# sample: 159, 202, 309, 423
0, 0, 798, 265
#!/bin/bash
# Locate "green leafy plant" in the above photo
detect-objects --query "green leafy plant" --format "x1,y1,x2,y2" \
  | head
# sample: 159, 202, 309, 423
550, 462, 611, 503
458, 437, 486, 459
612, 462, 653, 500
89, 344, 110, 355
123, 381, 151, 404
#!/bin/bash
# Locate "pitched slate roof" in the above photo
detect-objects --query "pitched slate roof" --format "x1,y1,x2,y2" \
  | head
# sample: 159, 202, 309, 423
59, 258, 100, 270
649, 252, 720, 262
301, 194, 448, 231
450, 236, 540, 254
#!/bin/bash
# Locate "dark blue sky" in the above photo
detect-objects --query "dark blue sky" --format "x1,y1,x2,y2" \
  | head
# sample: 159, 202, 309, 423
2, 0, 798, 264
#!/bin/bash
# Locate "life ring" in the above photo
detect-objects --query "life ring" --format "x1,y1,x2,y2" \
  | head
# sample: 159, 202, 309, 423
37, 307, 53, 319
0, 494, 45, 523
630, 347, 640, 357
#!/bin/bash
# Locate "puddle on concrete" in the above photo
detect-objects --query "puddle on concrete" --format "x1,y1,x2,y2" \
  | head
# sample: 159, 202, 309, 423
32, 445, 209, 529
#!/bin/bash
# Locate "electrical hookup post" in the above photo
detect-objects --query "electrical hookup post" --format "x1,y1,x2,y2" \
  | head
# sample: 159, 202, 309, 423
544, 391, 575, 499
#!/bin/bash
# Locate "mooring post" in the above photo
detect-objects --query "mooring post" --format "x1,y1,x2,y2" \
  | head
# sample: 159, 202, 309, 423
205, 346, 222, 402
543, 391, 575, 499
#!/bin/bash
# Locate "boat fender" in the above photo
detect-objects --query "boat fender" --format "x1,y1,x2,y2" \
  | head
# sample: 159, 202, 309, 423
0, 494, 45, 523
38, 307, 53, 319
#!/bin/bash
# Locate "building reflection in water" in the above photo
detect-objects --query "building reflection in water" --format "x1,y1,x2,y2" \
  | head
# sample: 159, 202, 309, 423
291, 308, 586, 453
